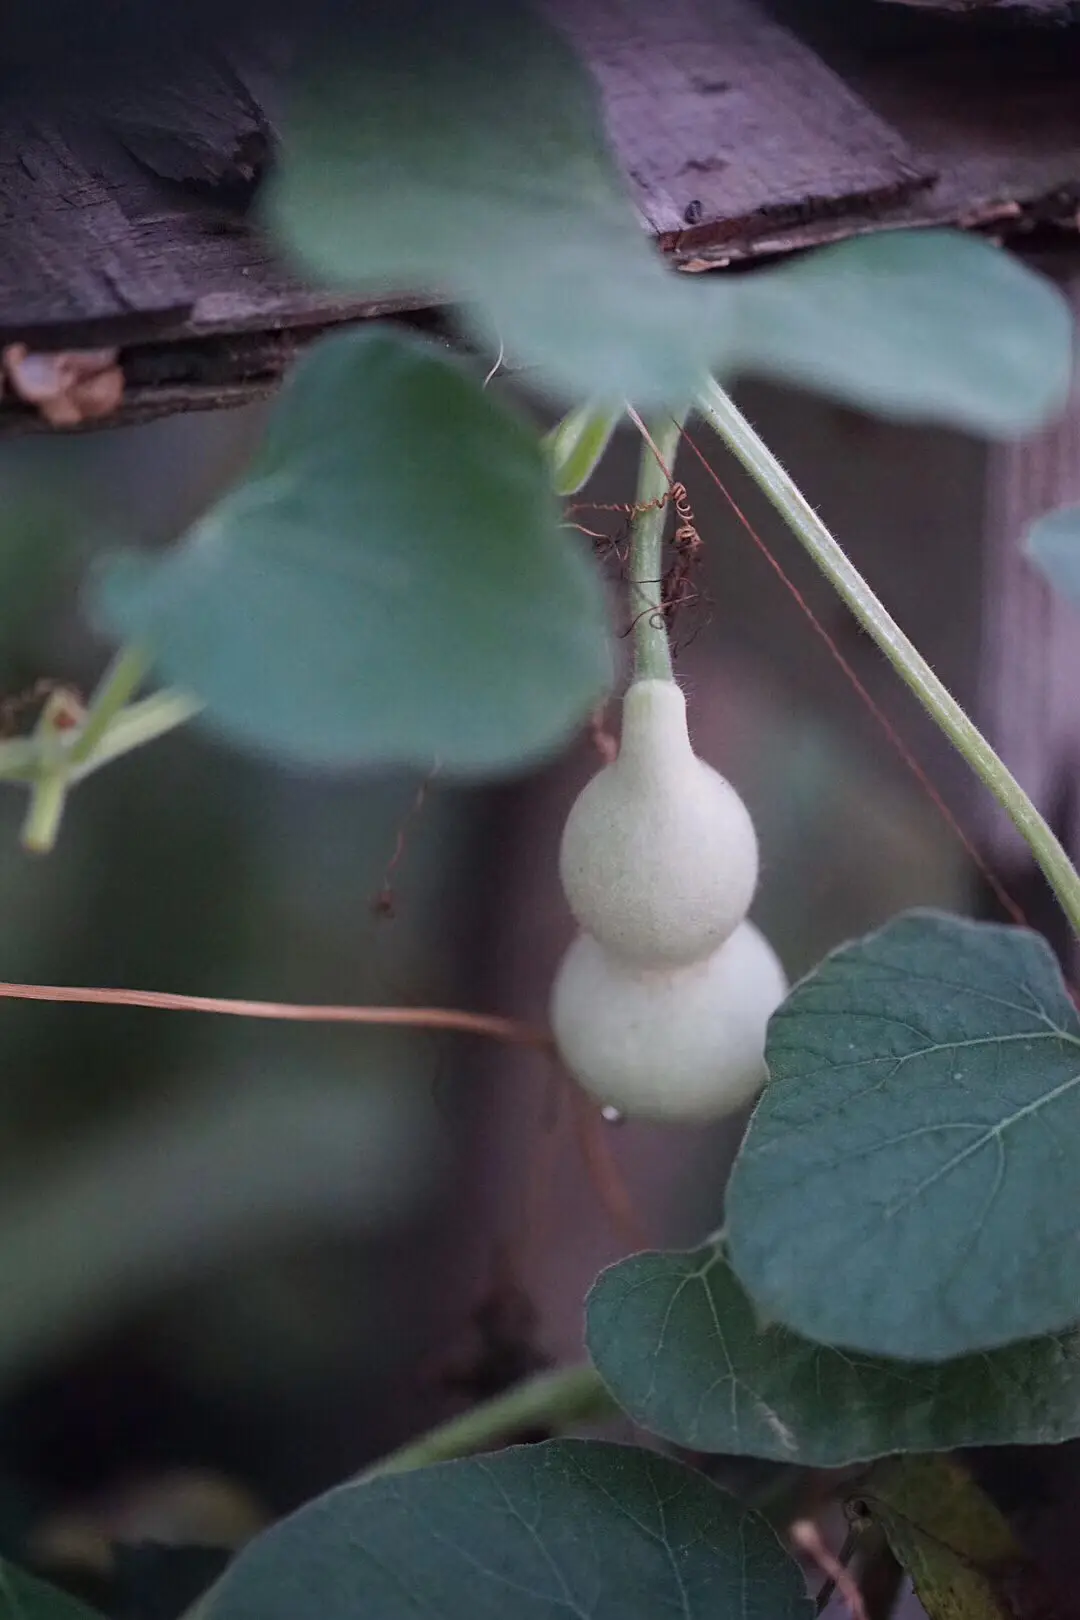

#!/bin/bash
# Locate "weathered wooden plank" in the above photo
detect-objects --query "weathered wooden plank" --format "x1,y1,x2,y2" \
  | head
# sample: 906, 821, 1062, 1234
0, 305, 446, 434
0, 0, 937, 344
837, 25, 1080, 224
0, 113, 192, 343
94, 48, 272, 200
672, 6, 1080, 265
549, 0, 932, 248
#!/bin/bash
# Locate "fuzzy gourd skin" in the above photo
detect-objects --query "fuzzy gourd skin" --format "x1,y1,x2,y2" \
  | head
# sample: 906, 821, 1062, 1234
559, 680, 758, 968
550, 920, 788, 1123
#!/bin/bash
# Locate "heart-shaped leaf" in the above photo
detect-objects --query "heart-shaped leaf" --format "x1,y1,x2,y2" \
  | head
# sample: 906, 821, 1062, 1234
726, 910, 1080, 1361
201, 1440, 812, 1620
268, 3, 1072, 433
1026, 502, 1080, 606
267, 1, 725, 406
587, 1244, 1080, 1465
95, 328, 612, 774
730, 230, 1074, 436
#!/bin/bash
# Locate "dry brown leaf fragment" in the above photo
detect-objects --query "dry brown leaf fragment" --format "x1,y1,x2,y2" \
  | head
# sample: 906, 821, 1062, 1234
2, 343, 124, 426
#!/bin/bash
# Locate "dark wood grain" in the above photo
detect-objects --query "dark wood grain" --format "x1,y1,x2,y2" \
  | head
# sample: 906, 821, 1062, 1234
549, 0, 933, 247
0, 112, 192, 343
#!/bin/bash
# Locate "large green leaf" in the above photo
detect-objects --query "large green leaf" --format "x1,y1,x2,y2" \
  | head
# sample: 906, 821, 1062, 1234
203, 1441, 811, 1620
268, 4, 1072, 431
267, 2, 725, 406
731, 230, 1074, 436
726, 910, 1080, 1361
0, 1563, 103, 1620
1026, 502, 1080, 606
587, 1244, 1080, 1464
95, 328, 612, 774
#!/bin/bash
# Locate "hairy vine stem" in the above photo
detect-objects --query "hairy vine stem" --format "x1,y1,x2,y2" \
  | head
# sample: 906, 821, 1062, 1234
627, 413, 682, 682
697, 378, 1080, 943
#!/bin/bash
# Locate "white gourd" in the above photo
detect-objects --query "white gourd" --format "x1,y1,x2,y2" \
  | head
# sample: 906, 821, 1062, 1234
550, 920, 788, 1123
559, 679, 758, 968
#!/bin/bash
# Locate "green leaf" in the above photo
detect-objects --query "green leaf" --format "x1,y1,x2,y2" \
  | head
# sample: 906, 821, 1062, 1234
544, 402, 621, 495
94, 328, 612, 774
1026, 502, 1080, 606
730, 230, 1074, 436
203, 1441, 812, 1620
268, 5, 1072, 431
587, 1243, 1080, 1464
267, 2, 726, 406
0, 1562, 103, 1620
726, 910, 1080, 1361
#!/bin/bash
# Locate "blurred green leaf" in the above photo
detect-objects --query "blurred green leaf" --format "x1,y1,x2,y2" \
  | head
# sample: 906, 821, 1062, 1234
727, 910, 1080, 1361
587, 1243, 1080, 1464
1026, 501, 1080, 605
267, 3, 727, 406
203, 1441, 812, 1620
269, 3, 1072, 431
731, 231, 1073, 435
95, 328, 612, 774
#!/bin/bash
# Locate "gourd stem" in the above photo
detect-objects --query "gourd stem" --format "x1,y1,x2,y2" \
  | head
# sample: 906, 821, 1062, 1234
696, 377, 1080, 942
628, 414, 682, 682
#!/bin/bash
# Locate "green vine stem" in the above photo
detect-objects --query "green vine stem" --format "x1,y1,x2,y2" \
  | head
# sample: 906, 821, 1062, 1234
628, 413, 683, 683
67, 643, 151, 766
697, 377, 1080, 942
69, 690, 203, 781
356, 1364, 616, 1483
20, 769, 69, 855
20, 690, 80, 855
14, 648, 201, 853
